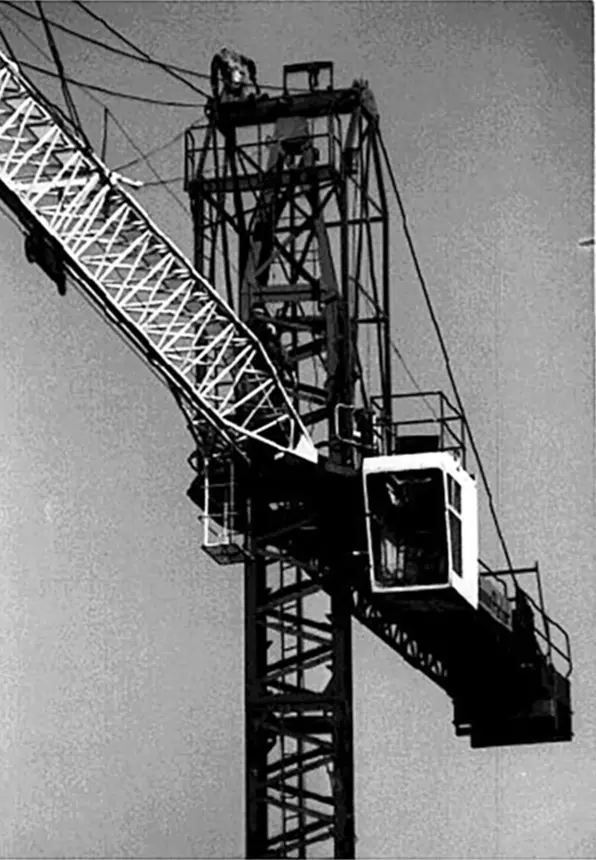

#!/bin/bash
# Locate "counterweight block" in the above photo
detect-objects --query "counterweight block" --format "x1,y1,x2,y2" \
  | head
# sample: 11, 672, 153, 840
454, 661, 572, 749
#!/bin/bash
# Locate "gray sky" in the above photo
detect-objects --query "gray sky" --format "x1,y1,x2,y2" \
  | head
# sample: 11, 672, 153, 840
0, 2, 593, 857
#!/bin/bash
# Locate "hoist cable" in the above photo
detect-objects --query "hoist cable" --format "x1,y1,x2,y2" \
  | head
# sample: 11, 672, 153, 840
114, 129, 186, 172
17, 59, 201, 107
378, 131, 515, 575
4, 0, 311, 101
100, 106, 109, 161
1, 8, 200, 107
389, 340, 440, 421
3, 0, 301, 96
73, 0, 210, 100
3, 0, 211, 83
1, 12, 191, 220
105, 111, 190, 217
0, 8, 89, 138
34, 0, 91, 148
0, 17, 19, 63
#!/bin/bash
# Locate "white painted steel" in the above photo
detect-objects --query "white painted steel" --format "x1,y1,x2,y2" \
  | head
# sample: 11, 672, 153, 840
362, 451, 479, 609
0, 53, 318, 464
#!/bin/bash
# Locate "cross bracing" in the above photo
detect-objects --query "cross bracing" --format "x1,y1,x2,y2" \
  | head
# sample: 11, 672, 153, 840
245, 554, 353, 859
0, 52, 317, 465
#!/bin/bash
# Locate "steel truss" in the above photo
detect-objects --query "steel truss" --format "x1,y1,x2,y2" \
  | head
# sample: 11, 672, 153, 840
185, 71, 392, 445
243, 544, 454, 859
186, 64, 392, 857
0, 52, 316, 465
245, 544, 354, 858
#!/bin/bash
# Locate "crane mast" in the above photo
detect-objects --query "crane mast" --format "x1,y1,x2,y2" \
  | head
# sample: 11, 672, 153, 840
186, 62, 391, 856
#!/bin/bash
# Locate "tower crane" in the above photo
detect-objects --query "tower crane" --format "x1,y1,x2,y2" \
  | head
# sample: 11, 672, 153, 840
0, 49, 572, 860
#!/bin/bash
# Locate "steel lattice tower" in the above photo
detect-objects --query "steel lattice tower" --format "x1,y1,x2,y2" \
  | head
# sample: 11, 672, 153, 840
186, 62, 391, 857
0, 47, 573, 860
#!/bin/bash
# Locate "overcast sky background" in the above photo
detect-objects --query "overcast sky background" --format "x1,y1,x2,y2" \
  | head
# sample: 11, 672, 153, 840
0, 2, 593, 858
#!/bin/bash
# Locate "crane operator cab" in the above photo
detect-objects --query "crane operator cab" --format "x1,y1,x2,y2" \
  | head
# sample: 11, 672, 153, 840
362, 450, 478, 613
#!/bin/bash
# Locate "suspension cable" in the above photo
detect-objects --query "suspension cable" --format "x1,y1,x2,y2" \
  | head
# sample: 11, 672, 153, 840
3, 0, 302, 96
1, 13, 192, 220
16, 59, 201, 108
114, 130, 187, 172
378, 131, 515, 573
34, 0, 90, 145
0, 9, 86, 140
73, 0, 210, 100
4, 0, 211, 82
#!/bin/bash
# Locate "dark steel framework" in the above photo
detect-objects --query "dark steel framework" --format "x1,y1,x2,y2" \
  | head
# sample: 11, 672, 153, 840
185, 63, 391, 857
184, 61, 572, 858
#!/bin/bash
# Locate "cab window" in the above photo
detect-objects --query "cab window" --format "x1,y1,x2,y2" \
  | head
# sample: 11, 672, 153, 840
447, 475, 463, 576
366, 469, 448, 588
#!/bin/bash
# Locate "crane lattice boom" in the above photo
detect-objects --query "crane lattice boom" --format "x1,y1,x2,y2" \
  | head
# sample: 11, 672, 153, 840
0, 52, 317, 465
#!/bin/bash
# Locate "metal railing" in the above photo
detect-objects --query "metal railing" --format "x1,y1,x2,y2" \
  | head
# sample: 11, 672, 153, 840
369, 390, 467, 464
479, 560, 572, 679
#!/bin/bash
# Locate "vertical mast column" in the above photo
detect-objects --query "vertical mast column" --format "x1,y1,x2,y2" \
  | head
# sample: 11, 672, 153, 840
186, 61, 390, 857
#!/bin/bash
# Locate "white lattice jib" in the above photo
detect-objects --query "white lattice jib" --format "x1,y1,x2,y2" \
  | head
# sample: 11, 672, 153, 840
0, 53, 318, 464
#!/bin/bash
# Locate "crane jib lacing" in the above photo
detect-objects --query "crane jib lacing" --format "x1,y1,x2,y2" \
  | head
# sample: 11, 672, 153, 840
0, 51, 318, 465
